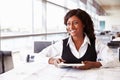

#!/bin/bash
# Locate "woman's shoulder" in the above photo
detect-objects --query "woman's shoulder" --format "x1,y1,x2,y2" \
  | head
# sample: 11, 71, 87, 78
54, 37, 68, 42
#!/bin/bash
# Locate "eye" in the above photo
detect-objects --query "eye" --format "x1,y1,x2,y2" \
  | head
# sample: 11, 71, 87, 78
67, 22, 71, 26
73, 21, 78, 25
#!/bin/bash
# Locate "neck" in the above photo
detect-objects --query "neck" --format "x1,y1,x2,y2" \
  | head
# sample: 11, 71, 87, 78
72, 35, 85, 51
72, 34, 84, 42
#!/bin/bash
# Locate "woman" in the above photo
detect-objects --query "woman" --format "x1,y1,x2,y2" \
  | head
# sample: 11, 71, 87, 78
35, 9, 119, 70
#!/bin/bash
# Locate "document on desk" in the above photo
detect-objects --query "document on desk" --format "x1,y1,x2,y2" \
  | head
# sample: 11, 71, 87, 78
56, 62, 84, 68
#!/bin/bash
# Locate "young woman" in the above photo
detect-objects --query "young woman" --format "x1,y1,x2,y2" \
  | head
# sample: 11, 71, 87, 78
35, 9, 119, 70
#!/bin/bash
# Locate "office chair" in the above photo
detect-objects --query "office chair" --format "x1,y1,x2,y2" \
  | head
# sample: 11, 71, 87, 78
107, 41, 120, 48
0, 51, 13, 74
34, 41, 52, 53
0, 52, 3, 74
26, 41, 52, 62
118, 48, 120, 61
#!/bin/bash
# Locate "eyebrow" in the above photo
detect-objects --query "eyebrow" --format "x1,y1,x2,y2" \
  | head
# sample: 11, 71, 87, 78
67, 20, 79, 22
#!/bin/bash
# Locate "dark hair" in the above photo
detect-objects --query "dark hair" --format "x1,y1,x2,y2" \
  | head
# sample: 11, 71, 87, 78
64, 9, 96, 43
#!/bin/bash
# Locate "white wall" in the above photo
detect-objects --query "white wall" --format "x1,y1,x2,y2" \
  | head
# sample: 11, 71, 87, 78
98, 11, 120, 31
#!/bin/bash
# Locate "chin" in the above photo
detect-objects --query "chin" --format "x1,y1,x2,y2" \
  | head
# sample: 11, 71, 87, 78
70, 34, 77, 37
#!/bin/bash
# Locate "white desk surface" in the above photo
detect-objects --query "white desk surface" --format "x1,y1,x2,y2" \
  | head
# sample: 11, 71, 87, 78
0, 62, 120, 80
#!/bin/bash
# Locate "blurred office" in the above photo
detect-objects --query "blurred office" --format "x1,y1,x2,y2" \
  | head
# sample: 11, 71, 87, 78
0, 0, 120, 72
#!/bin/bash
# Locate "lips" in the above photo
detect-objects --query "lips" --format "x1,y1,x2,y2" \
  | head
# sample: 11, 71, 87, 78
70, 30, 76, 33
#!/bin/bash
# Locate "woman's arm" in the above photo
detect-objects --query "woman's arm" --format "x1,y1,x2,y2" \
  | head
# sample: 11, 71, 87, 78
34, 40, 63, 64
95, 39, 119, 68
48, 57, 65, 64
74, 61, 102, 70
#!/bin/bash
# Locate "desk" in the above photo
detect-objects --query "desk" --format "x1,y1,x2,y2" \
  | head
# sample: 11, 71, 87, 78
0, 62, 120, 80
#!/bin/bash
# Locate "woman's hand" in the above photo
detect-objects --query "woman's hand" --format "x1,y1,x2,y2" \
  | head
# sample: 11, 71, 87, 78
48, 57, 65, 65
73, 61, 102, 70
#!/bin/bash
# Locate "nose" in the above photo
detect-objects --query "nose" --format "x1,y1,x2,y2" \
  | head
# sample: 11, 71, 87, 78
69, 23, 75, 30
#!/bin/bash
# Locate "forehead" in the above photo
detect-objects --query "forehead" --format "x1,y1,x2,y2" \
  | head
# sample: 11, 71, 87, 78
67, 16, 81, 22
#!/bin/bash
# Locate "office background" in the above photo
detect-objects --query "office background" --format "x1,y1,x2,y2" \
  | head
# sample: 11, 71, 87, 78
0, 0, 120, 52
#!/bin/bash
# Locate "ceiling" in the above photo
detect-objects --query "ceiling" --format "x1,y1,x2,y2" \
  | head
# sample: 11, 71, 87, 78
95, 0, 120, 16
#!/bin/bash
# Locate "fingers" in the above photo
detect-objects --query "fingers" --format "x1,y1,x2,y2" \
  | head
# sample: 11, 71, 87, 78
54, 58, 65, 64
54, 59, 61, 64
59, 58, 66, 62
73, 61, 93, 70
83, 61, 90, 64
73, 65, 88, 70
53, 59, 59, 67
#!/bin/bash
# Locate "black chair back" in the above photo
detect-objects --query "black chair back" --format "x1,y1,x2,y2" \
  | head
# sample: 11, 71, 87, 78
34, 41, 52, 53
0, 51, 13, 74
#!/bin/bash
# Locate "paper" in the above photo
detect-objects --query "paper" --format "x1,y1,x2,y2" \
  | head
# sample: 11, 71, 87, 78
56, 62, 84, 68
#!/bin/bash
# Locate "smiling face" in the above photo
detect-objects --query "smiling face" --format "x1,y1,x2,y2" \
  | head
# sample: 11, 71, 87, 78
66, 16, 84, 38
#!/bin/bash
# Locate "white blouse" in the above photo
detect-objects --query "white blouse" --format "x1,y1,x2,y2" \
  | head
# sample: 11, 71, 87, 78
35, 35, 120, 68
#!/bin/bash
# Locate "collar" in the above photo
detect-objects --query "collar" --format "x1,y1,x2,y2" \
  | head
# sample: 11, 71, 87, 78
67, 34, 91, 46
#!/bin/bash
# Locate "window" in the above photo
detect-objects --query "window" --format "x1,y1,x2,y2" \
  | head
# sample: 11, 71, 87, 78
47, 0, 65, 7
0, 0, 33, 36
0, 0, 100, 51
46, 2, 66, 33
33, 0, 43, 33
66, 0, 79, 9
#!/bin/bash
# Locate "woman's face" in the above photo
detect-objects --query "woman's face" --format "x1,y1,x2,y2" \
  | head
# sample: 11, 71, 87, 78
66, 16, 84, 37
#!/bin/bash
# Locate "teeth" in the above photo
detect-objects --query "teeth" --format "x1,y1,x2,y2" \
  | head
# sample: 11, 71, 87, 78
70, 30, 76, 32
